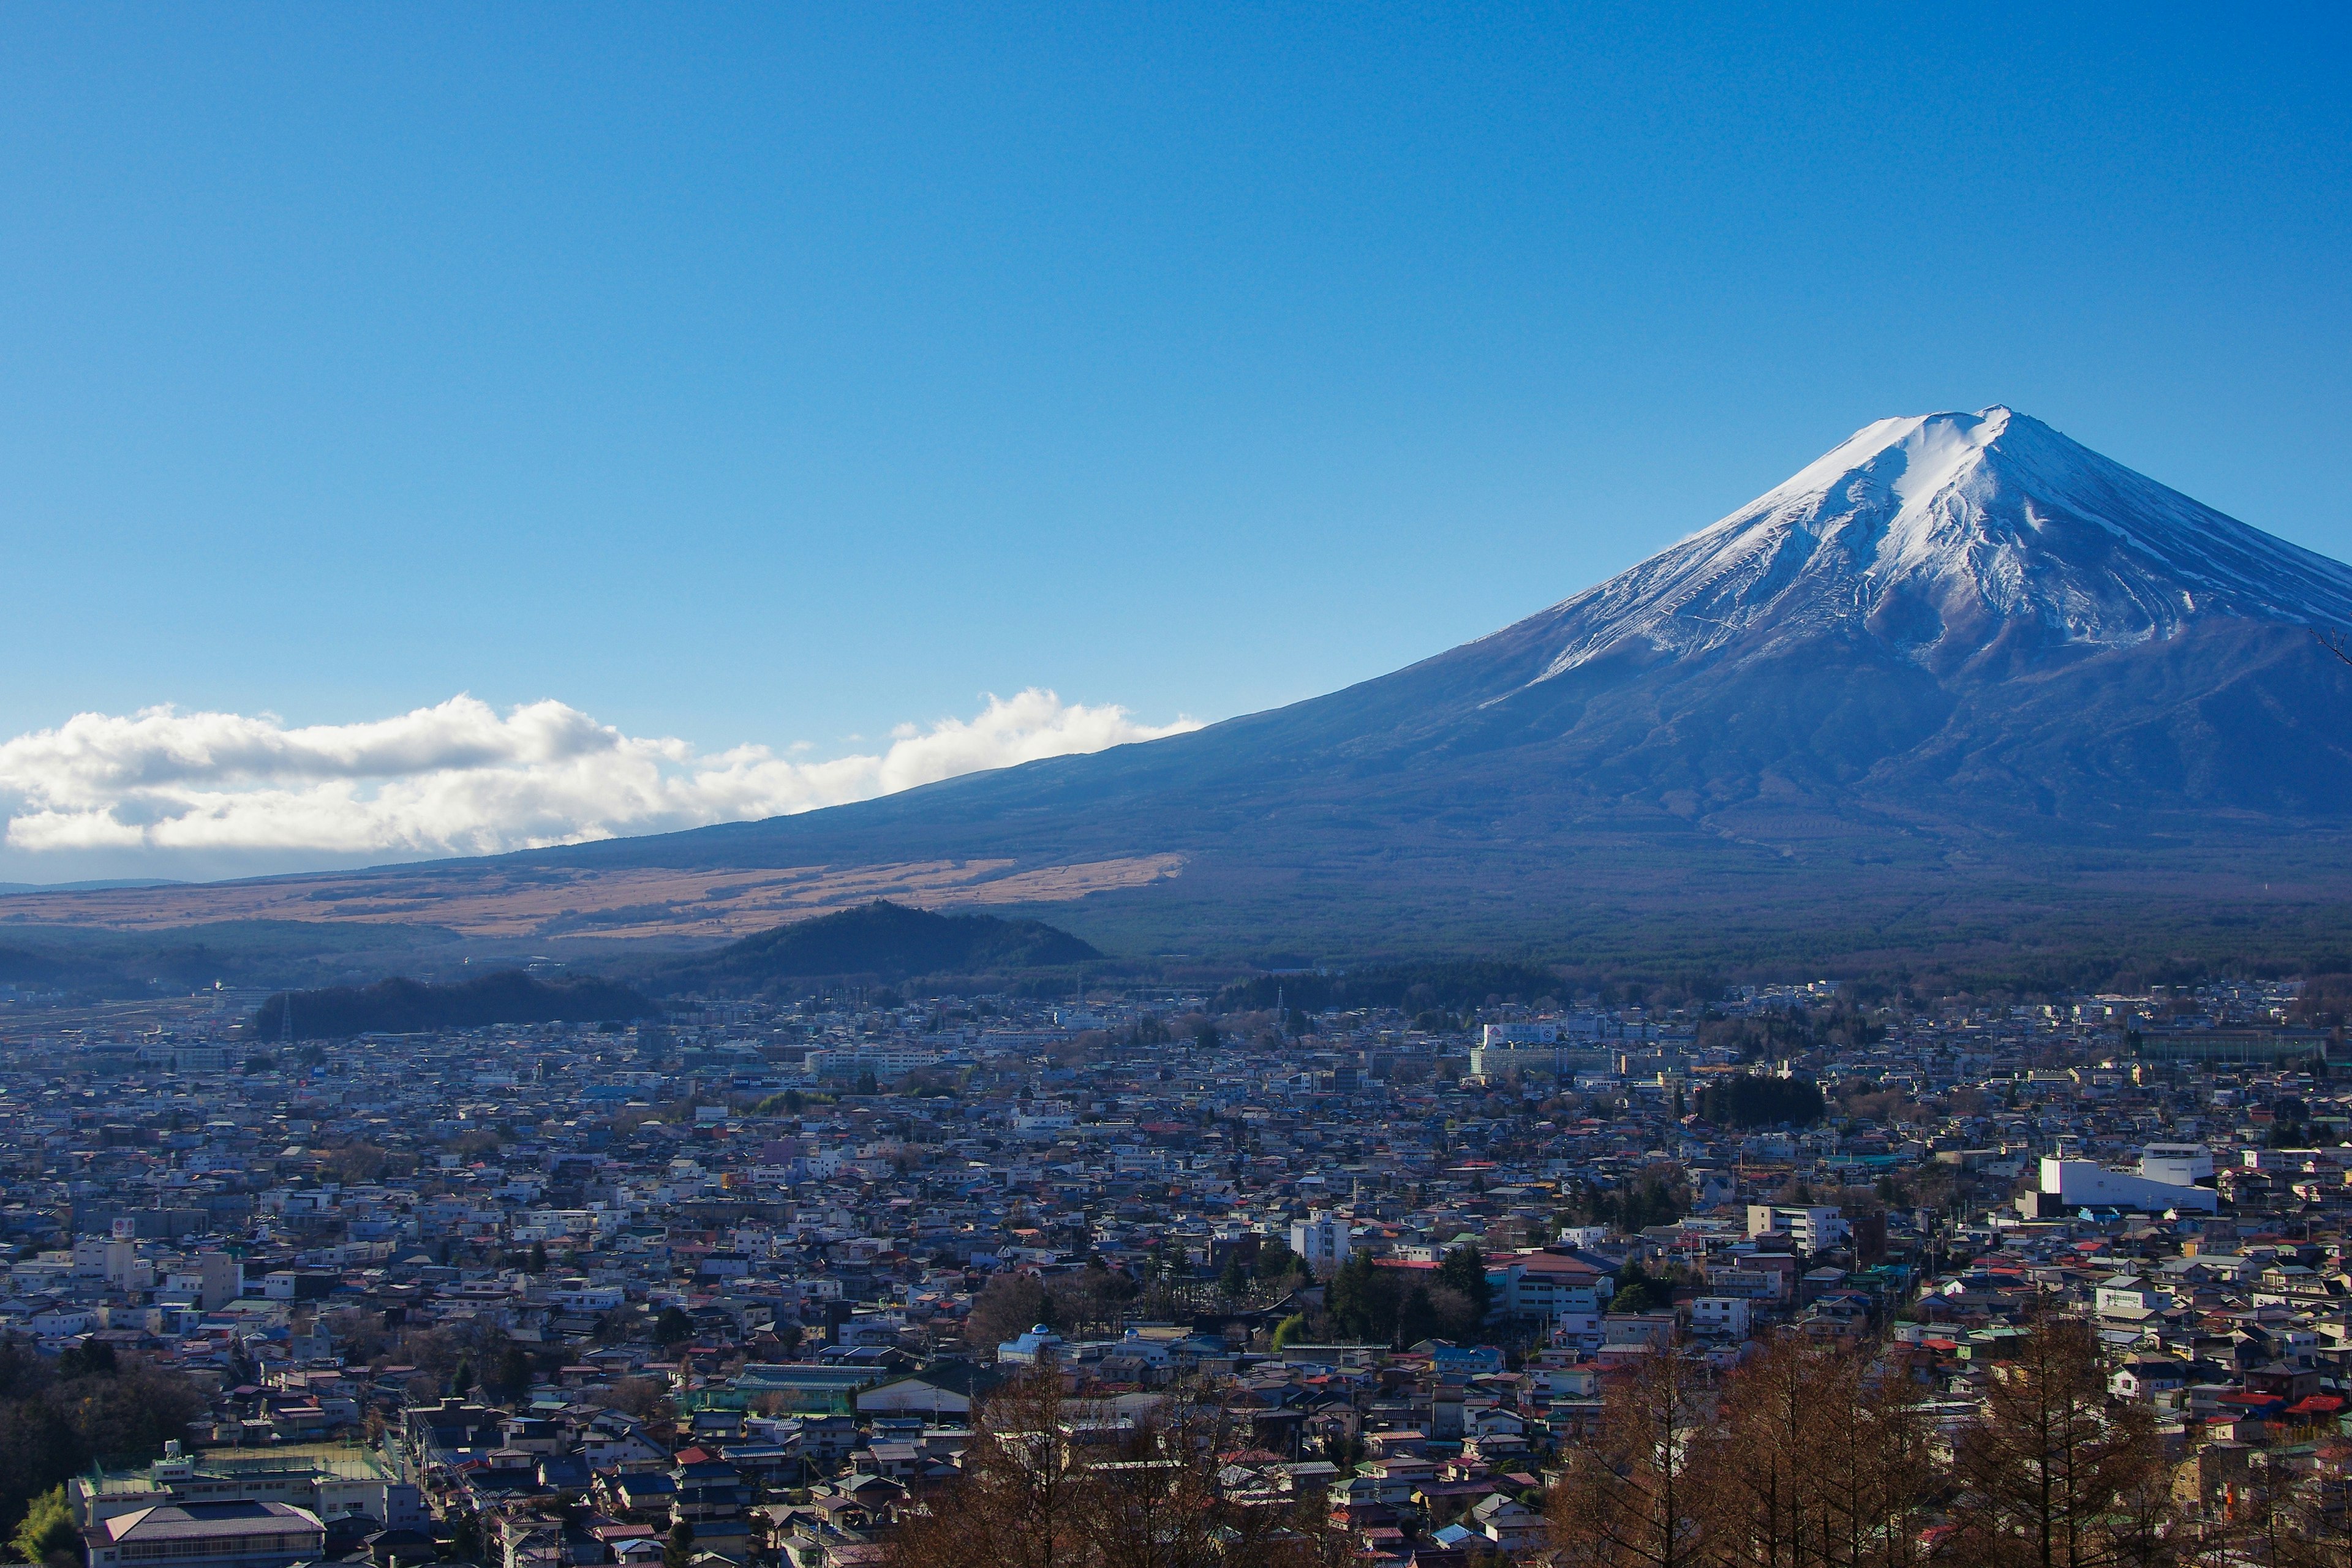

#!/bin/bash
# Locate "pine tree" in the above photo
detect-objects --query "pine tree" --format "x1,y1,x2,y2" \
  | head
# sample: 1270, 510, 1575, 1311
1436, 1244, 1493, 1322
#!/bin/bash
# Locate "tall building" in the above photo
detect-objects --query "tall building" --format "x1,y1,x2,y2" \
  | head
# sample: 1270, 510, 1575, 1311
1290, 1210, 1353, 1273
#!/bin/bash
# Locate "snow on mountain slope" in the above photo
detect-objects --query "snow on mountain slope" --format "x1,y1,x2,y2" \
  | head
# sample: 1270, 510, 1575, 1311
1523, 407, 2352, 682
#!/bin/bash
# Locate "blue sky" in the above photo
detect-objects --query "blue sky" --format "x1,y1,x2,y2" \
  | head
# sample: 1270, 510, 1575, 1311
2, 5, 2348, 879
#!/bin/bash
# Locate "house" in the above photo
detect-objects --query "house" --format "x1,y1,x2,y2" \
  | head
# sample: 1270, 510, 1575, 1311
1469, 1493, 1547, 1553
83, 1501, 326, 1568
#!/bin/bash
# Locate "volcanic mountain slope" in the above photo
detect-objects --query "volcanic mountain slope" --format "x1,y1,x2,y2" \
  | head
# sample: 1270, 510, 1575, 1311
543, 405, 2352, 861
20, 407, 2352, 968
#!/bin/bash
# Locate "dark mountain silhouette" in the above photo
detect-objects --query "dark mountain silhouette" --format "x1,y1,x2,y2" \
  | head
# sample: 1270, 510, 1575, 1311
652, 900, 1100, 993
249, 970, 656, 1040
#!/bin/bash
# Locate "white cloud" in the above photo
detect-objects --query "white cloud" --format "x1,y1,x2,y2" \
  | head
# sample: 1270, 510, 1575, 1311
0, 690, 1199, 862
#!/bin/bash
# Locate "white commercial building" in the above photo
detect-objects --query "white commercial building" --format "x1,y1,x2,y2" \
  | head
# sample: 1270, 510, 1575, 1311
2139, 1144, 2214, 1186
1744, 1205, 1850, 1251
2035, 1158, 2218, 1214
996, 1324, 1064, 1365
1290, 1210, 1354, 1273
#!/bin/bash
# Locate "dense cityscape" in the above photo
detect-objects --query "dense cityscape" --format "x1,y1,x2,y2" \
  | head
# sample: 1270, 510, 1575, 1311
3, 975, 2348, 1564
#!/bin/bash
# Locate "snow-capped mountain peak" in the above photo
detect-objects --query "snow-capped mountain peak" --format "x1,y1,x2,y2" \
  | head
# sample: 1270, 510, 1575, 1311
1529, 405, 2352, 680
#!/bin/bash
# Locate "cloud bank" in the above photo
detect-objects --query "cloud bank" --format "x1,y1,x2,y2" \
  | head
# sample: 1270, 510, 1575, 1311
0, 690, 1198, 864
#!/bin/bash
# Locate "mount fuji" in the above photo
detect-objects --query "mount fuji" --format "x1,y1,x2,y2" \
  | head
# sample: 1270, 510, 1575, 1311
500, 404, 2352, 964
28, 407, 2352, 973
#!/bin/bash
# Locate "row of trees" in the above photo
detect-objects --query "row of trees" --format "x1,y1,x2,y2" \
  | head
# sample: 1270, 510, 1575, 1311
1694, 1074, 1826, 1129
1322, 1245, 1493, 1346
966, 1262, 1154, 1352
0, 1340, 208, 1553
1560, 1174, 1690, 1235
884, 1372, 1346, 1568
1555, 1316, 2349, 1567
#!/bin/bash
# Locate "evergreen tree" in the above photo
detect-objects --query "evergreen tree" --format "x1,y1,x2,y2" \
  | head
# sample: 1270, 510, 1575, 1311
9, 1486, 75, 1566
1436, 1245, 1493, 1322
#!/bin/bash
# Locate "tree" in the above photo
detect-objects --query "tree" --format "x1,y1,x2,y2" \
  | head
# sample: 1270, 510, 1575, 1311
1709, 1330, 1935, 1568
652, 1307, 694, 1348
1324, 1252, 1401, 1344
1046, 1261, 1139, 1338
967, 1272, 1050, 1355
889, 1371, 1091, 1568
1254, 1238, 1303, 1286
1548, 1347, 1709, 1568
1609, 1262, 1678, 1315
664, 1520, 696, 1568
527, 1241, 549, 1274
594, 1376, 674, 1422
9, 1485, 74, 1566
1396, 1284, 1441, 1349
1697, 1074, 1825, 1128
57, 1340, 116, 1378
1436, 1245, 1493, 1323
883, 1369, 1344, 1568
1945, 1316, 2165, 1568
1272, 1314, 1310, 1349
1218, 1252, 1251, 1300
491, 1341, 535, 1401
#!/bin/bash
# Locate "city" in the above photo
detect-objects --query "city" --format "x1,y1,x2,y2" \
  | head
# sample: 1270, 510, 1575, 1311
4, 976, 2346, 1563
4, 8, 2348, 1567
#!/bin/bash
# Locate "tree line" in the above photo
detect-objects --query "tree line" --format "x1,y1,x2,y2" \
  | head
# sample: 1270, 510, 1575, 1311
0, 1340, 208, 1553
896, 1316, 2348, 1568
1554, 1314, 2346, 1567
884, 1372, 1347, 1568
247, 970, 655, 1041
1318, 1245, 1496, 1346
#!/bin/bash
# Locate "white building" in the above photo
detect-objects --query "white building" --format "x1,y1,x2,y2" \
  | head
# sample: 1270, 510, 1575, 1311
2139, 1144, 2214, 1186
1689, 1297, 1754, 1338
1744, 1205, 1850, 1251
997, 1324, 1064, 1366
2035, 1158, 2218, 1215
1290, 1210, 1354, 1273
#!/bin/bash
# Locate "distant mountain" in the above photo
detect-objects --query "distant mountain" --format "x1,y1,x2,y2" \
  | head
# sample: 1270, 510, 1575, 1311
652, 900, 1101, 994
511, 407, 2352, 968
249, 970, 657, 1041
28, 408, 2352, 979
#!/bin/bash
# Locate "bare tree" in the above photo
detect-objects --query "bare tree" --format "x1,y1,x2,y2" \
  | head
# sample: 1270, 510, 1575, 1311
1943, 1316, 2165, 1568
887, 1371, 1341, 1568
1548, 1346, 1713, 1568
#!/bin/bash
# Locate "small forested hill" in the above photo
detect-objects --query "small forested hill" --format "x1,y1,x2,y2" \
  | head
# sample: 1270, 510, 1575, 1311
654, 900, 1099, 993
249, 970, 656, 1039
